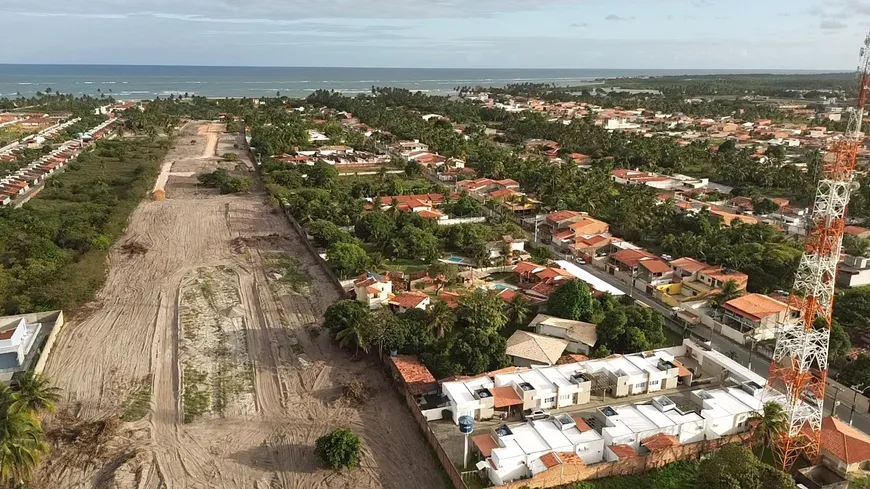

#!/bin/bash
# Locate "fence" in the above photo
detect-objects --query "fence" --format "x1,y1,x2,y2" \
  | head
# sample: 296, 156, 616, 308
280, 204, 348, 298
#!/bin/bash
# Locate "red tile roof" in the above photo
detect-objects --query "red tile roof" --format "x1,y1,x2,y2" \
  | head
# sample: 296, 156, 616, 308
390, 355, 437, 396
389, 292, 429, 310
608, 444, 637, 459
610, 249, 657, 268
539, 452, 562, 469
821, 416, 870, 464
472, 434, 498, 457
490, 386, 524, 408
723, 293, 788, 321
641, 433, 680, 452
669, 257, 708, 274
572, 416, 593, 432
513, 261, 543, 275
557, 354, 589, 365
0, 328, 16, 340
547, 210, 584, 224
535, 267, 572, 281
844, 225, 870, 237
638, 259, 671, 274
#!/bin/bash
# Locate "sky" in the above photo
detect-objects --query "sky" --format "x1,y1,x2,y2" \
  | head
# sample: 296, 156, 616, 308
1, 0, 870, 69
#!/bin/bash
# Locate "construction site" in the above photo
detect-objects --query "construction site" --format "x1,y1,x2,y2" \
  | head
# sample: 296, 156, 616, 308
31, 121, 446, 489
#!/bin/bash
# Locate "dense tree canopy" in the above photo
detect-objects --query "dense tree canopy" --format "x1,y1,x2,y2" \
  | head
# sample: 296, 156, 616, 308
547, 280, 594, 322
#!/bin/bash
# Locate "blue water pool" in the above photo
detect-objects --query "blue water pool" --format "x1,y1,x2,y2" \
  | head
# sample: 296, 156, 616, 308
447, 256, 464, 263
491, 284, 518, 291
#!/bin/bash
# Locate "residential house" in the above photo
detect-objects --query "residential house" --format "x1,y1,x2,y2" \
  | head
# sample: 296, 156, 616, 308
819, 416, 870, 476
542, 210, 610, 249
606, 249, 672, 293
659, 257, 749, 305
486, 236, 529, 265
0, 317, 42, 370
836, 255, 870, 287
395, 140, 429, 156
844, 226, 870, 239
596, 401, 704, 453
693, 386, 763, 440
481, 416, 604, 485
389, 355, 438, 399
720, 293, 796, 340
528, 314, 597, 355
388, 292, 431, 313
0, 311, 63, 381
353, 273, 393, 309
505, 331, 569, 367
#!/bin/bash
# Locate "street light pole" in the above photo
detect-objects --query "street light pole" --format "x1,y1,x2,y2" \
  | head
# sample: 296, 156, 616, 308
849, 384, 869, 426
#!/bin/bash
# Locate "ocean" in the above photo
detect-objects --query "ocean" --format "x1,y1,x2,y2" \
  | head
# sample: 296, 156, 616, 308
0, 65, 831, 100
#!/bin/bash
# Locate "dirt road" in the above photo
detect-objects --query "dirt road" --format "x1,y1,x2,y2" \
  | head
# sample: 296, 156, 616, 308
34, 122, 446, 489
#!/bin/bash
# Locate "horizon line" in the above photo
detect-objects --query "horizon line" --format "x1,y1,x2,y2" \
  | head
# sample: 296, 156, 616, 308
0, 63, 853, 73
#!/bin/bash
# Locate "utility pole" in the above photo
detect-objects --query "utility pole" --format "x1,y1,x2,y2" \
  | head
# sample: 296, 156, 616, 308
830, 384, 842, 417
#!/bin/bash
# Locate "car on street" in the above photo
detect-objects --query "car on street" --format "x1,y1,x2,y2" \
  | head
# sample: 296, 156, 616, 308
523, 408, 550, 420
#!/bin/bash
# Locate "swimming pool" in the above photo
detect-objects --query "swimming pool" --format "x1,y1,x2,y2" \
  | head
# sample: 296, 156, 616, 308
447, 256, 465, 263
490, 283, 518, 291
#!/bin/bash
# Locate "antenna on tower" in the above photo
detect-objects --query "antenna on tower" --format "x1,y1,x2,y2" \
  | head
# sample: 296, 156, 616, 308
764, 30, 870, 470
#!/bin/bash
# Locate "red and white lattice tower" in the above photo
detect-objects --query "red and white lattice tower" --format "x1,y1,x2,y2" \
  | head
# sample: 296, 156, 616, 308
764, 32, 870, 470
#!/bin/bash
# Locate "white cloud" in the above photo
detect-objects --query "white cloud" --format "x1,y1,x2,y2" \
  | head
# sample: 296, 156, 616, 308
821, 19, 847, 29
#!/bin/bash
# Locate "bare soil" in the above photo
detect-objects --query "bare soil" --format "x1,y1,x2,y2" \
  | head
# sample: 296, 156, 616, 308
32, 122, 446, 489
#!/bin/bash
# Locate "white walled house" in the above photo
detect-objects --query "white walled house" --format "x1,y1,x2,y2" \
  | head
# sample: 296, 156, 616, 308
481, 415, 605, 486
0, 318, 40, 368
837, 255, 870, 288
353, 273, 393, 309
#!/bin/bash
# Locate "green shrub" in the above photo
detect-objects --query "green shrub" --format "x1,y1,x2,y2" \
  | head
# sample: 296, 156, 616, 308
315, 428, 361, 470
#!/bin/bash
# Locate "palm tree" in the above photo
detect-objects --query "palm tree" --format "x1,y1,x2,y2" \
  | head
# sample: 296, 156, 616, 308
335, 319, 370, 356
428, 301, 456, 338
504, 294, 531, 328
749, 401, 788, 462
0, 384, 48, 486
0, 408, 48, 486
709, 279, 743, 308
12, 371, 61, 415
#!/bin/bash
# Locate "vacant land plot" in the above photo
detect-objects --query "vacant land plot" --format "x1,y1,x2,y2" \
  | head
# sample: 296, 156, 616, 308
33, 121, 445, 489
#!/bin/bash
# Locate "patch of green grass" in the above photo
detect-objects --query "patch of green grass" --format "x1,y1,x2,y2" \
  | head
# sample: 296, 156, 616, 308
212, 363, 251, 416
381, 257, 429, 273
200, 280, 216, 305
266, 253, 312, 293
120, 374, 152, 422
182, 366, 210, 423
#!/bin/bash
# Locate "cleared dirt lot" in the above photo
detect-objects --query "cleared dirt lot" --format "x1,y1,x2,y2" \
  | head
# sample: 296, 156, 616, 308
33, 122, 446, 489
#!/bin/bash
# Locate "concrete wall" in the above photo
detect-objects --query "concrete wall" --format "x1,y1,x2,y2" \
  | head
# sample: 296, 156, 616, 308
28, 311, 64, 375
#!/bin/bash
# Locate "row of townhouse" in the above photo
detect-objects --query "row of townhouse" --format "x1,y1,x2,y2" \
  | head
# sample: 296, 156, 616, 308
438, 339, 758, 425
0, 119, 116, 206
0, 116, 81, 157
391, 340, 771, 486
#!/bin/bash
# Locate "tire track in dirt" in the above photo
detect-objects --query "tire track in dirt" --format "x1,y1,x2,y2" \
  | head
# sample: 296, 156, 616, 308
35, 122, 446, 489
